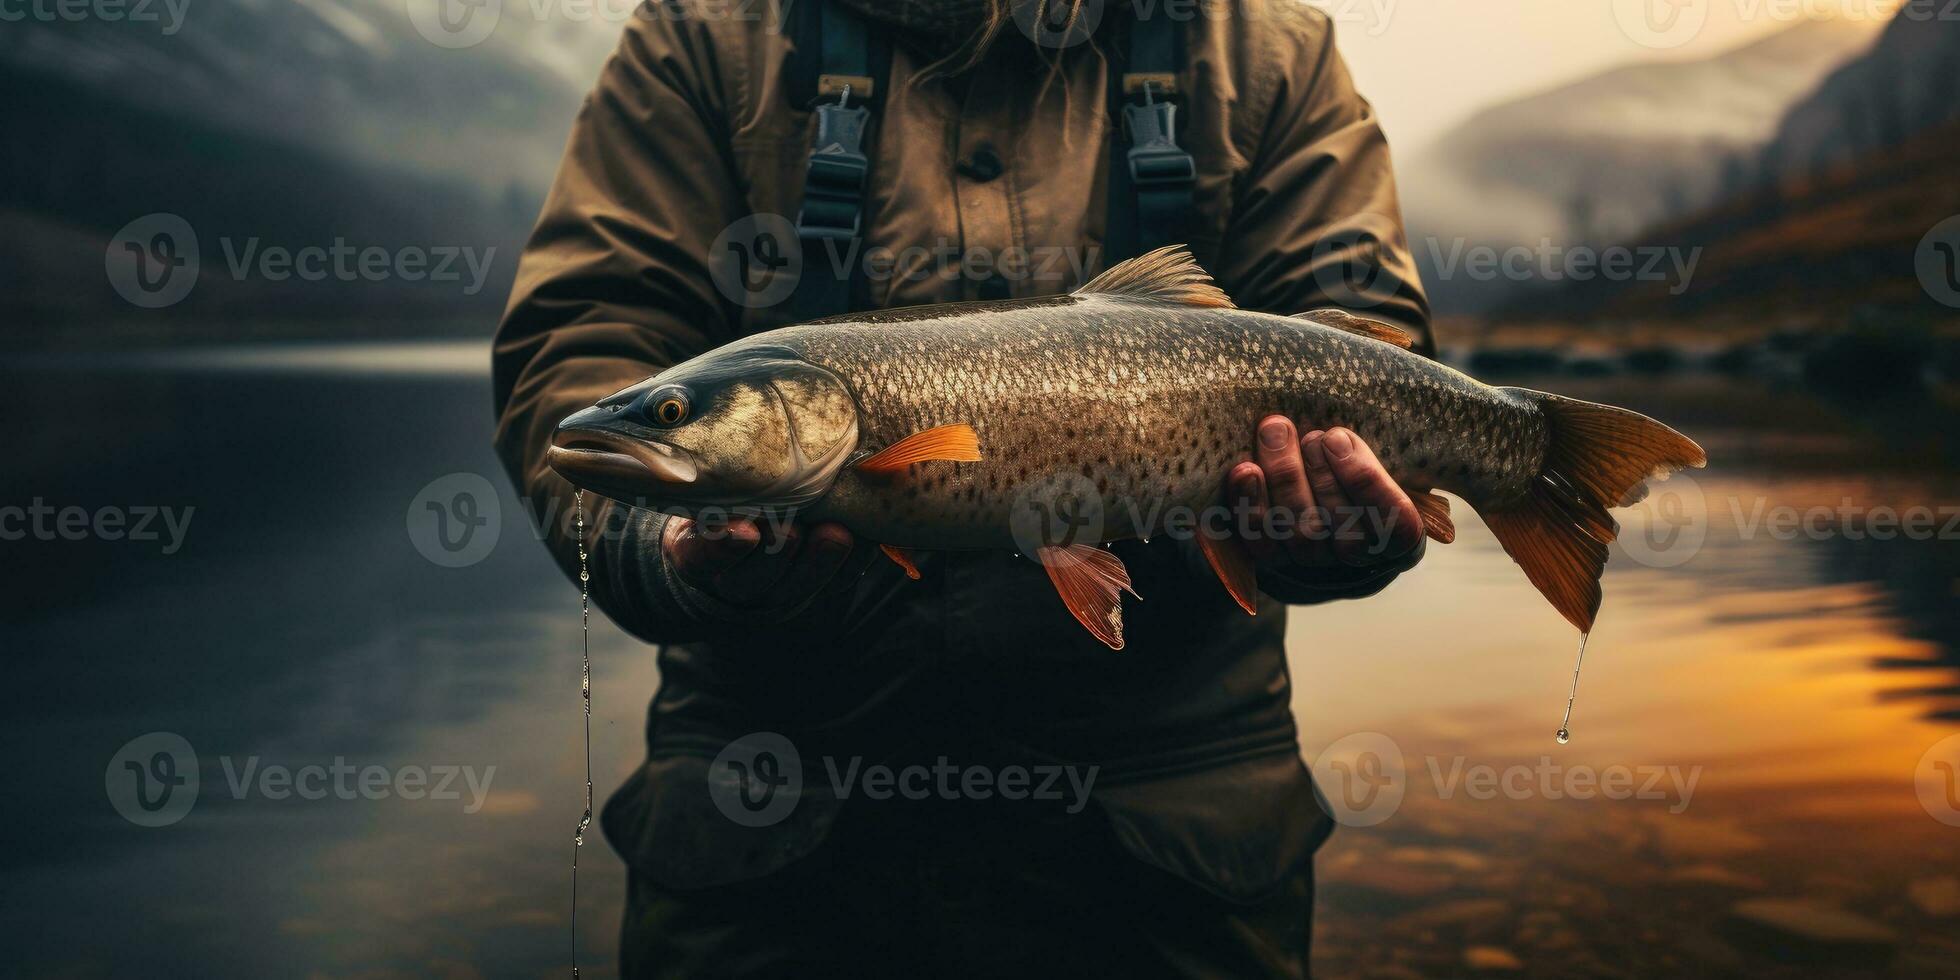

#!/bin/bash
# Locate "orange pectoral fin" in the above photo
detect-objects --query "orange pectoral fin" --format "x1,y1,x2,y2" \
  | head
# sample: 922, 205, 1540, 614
1037, 543, 1138, 651
1413, 491, 1456, 544
855, 424, 982, 475
880, 544, 922, 580
1196, 530, 1260, 615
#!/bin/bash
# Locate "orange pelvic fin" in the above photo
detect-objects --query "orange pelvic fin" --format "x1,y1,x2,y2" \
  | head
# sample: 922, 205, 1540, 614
855, 423, 982, 475
1196, 531, 1259, 616
1036, 543, 1138, 651
880, 544, 922, 580
1413, 491, 1456, 544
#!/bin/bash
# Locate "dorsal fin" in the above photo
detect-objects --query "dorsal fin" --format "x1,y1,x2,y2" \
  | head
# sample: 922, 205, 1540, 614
1074, 245, 1235, 308
1293, 309, 1414, 350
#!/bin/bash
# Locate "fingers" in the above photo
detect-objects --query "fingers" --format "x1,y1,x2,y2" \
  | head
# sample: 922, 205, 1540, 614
1254, 416, 1320, 563
1228, 460, 1279, 563
1300, 429, 1354, 562
771, 523, 855, 605
1319, 427, 1424, 565
712, 520, 804, 603
664, 515, 761, 588
665, 516, 855, 608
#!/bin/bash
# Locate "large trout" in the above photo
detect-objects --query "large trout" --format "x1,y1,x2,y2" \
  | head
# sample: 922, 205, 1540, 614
548, 246, 1706, 650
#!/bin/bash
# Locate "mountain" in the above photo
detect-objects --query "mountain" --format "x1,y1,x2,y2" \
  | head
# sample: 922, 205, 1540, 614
1, 0, 617, 195
1486, 14, 1960, 328
1763, 9, 1960, 180
0, 0, 623, 338
1400, 17, 1882, 313
1491, 118, 1960, 326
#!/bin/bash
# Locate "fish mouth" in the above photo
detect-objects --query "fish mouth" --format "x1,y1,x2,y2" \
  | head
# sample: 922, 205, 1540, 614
547, 421, 699, 499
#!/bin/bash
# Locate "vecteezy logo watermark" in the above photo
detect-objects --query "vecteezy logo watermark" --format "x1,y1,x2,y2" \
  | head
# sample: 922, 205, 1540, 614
105, 213, 199, 309
106, 733, 498, 825
407, 473, 502, 568
1917, 215, 1960, 309
1310, 732, 1407, 827
1918, 732, 1960, 827
1013, 0, 1102, 48
710, 212, 803, 310
708, 731, 804, 827
1309, 214, 1403, 310
0, 499, 196, 554
707, 732, 1099, 827
1613, 0, 1709, 48
1617, 472, 1707, 569
106, 732, 200, 827
0, 0, 190, 34
1008, 471, 1108, 564
406, 0, 502, 48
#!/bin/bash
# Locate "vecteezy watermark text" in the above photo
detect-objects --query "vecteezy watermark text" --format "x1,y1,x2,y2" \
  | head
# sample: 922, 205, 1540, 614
1423, 237, 1704, 296
1309, 732, 1706, 827
707, 732, 1098, 827
105, 213, 498, 309
106, 732, 497, 827
0, 0, 189, 33
218, 755, 496, 813
1613, 0, 1959, 50
1, 499, 194, 554
217, 238, 496, 294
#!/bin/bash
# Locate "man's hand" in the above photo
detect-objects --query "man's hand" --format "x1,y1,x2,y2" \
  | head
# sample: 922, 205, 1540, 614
1228, 416, 1423, 569
662, 515, 856, 609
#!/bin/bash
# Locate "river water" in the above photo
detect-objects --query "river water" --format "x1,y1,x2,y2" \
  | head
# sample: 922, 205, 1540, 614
1, 344, 1955, 977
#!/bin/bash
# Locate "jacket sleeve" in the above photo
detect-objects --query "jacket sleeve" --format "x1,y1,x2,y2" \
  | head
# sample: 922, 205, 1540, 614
491, 14, 746, 644
1214, 9, 1432, 604
1214, 10, 1432, 353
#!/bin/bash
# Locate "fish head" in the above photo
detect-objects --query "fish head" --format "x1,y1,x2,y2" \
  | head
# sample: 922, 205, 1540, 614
548, 346, 859, 516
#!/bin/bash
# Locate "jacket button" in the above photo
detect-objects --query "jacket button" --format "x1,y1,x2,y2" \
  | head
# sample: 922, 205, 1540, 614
956, 145, 1004, 182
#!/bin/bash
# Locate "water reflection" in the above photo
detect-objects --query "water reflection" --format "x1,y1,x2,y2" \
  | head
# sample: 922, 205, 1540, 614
1296, 375, 1960, 977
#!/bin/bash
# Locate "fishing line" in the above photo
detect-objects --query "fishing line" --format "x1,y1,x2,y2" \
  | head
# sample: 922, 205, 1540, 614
1555, 631, 1588, 745
570, 490, 594, 979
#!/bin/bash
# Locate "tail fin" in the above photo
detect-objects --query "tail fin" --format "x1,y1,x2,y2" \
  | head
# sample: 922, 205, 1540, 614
1480, 391, 1708, 632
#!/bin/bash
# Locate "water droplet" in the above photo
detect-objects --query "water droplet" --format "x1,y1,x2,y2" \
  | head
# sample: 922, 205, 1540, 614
1554, 632, 1590, 746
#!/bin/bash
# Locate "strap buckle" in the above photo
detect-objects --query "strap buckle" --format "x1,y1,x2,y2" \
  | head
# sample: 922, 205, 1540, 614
796, 86, 872, 241
1123, 81, 1195, 188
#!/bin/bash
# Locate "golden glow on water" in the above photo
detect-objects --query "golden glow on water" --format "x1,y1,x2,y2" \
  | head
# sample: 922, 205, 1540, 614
1292, 455, 1960, 976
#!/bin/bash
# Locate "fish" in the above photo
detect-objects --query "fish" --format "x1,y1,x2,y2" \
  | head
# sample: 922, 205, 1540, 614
548, 245, 1707, 650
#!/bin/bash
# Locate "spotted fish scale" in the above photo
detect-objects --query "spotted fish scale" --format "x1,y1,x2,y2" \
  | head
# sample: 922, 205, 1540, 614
786, 299, 1546, 550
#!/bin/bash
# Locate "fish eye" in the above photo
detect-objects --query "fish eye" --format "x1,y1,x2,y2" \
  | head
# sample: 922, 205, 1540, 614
647, 387, 690, 427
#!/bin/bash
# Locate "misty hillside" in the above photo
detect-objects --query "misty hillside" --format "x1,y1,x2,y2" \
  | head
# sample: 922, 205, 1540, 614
0, 0, 625, 337
1764, 9, 1960, 180
1401, 18, 1881, 313
1495, 119, 1960, 326
1491, 14, 1960, 328
2, 0, 615, 195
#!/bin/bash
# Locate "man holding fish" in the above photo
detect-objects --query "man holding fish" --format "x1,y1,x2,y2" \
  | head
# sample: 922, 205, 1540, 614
492, 0, 1697, 975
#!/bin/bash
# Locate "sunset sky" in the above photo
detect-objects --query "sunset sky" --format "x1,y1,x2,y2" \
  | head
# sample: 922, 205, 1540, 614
1327, 0, 1896, 151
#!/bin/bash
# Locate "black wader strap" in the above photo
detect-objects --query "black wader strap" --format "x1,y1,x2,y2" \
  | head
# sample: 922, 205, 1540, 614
1106, 11, 1193, 265
788, 1, 888, 319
